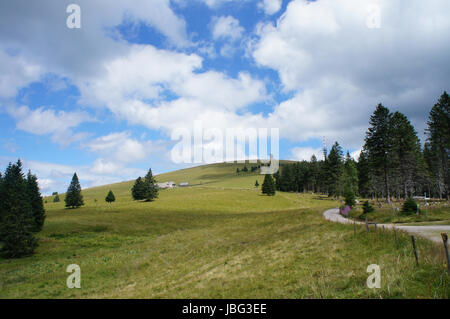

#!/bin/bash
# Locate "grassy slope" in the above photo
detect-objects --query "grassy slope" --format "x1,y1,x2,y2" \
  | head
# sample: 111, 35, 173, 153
0, 162, 449, 298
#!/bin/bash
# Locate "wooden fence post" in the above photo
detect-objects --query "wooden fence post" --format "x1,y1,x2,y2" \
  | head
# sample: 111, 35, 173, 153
411, 236, 419, 266
365, 217, 369, 232
442, 233, 450, 273
353, 220, 356, 238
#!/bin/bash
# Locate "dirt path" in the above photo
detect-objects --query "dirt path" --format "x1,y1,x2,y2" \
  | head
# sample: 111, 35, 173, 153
323, 208, 450, 243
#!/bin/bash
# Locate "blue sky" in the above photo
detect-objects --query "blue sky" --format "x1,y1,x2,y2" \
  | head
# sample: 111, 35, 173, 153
0, 0, 449, 194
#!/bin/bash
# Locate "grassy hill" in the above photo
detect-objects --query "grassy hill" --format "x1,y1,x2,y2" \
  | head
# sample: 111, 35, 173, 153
0, 162, 449, 298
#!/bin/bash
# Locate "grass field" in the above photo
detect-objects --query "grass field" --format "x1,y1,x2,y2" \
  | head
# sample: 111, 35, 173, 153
1, 162, 449, 298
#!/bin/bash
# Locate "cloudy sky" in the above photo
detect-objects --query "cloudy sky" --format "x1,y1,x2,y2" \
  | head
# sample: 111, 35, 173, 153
0, 0, 449, 194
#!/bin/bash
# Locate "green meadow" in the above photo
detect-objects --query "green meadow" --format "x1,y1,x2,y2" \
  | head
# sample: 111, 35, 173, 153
0, 162, 448, 298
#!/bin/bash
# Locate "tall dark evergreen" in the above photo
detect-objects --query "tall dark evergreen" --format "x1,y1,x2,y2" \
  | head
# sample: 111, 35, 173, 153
425, 91, 450, 199
326, 142, 344, 197
65, 173, 84, 209
144, 169, 159, 201
262, 174, 276, 196
0, 160, 38, 258
390, 112, 421, 199
364, 104, 393, 203
357, 150, 372, 198
26, 171, 46, 232
310, 155, 320, 193
343, 152, 358, 206
132, 177, 147, 200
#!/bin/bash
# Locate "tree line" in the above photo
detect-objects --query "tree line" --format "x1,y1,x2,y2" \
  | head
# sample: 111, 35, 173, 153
270, 91, 449, 203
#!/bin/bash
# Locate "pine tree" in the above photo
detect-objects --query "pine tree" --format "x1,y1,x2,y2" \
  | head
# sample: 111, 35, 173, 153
144, 168, 159, 201
0, 160, 38, 258
53, 193, 60, 203
310, 155, 320, 193
65, 173, 84, 209
26, 171, 46, 232
343, 152, 358, 207
357, 150, 372, 198
326, 142, 344, 197
105, 190, 115, 204
364, 104, 393, 203
425, 91, 450, 199
390, 112, 421, 199
262, 174, 276, 196
255, 180, 259, 187
132, 177, 147, 200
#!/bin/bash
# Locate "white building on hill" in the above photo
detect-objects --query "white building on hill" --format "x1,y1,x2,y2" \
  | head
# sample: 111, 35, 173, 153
157, 181, 176, 189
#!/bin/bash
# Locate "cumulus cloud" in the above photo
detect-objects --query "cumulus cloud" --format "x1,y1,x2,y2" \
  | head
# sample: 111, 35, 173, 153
258, 0, 282, 15
76, 44, 268, 133
0, 50, 42, 98
8, 105, 93, 146
212, 16, 245, 41
85, 131, 170, 175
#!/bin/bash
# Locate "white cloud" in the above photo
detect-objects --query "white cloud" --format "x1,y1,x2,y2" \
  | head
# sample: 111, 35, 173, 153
258, 0, 282, 15
212, 16, 244, 41
0, 50, 42, 98
8, 105, 92, 146
76, 44, 267, 133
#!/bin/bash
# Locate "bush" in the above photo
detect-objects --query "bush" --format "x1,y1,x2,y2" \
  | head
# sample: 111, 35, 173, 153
362, 201, 375, 214
402, 198, 418, 215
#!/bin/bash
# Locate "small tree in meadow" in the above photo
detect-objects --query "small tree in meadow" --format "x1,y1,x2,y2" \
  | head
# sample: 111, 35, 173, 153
105, 190, 115, 204
262, 174, 276, 196
362, 201, 375, 214
65, 173, 84, 209
53, 194, 60, 203
402, 198, 418, 215
255, 180, 259, 188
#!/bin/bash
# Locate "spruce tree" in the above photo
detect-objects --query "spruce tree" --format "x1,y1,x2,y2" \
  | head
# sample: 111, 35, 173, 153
357, 150, 372, 198
310, 155, 320, 193
262, 174, 276, 196
425, 91, 450, 199
144, 168, 159, 201
343, 152, 358, 207
65, 173, 84, 209
53, 193, 60, 203
364, 104, 393, 203
105, 190, 116, 204
132, 177, 146, 200
0, 160, 38, 258
255, 180, 259, 187
26, 171, 46, 232
390, 112, 421, 199
326, 142, 344, 197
